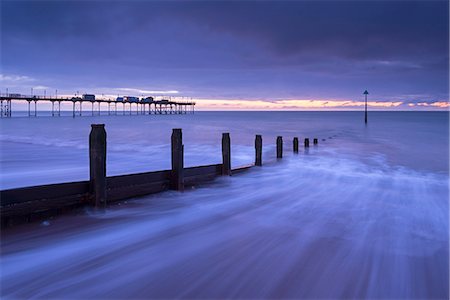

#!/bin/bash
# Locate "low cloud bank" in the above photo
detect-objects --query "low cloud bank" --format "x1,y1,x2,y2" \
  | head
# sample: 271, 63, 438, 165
193, 99, 448, 110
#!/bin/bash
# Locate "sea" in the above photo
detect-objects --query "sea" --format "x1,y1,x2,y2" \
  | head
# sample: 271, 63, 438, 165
0, 111, 449, 298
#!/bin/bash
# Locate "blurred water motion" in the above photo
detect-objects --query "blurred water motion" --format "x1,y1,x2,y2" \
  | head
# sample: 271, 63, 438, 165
1, 152, 448, 298
1, 111, 447, 189
0, 112, 448, 298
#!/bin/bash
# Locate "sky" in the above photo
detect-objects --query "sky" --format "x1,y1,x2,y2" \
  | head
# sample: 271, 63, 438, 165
1, 0, 449, 110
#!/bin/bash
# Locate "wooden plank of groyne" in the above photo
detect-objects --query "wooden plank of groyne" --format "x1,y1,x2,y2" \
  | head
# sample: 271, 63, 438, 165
0, 181, 90, 206
222, 133, 231, 175
184, 174, 218, 186
107, 170, 171, 187
184, 164, 222, 177
184, 164, 222, 185
232, 164, 254, 175
255, 135, 262, 166
89, 124, 107, 207
171, 128, 184, 191
0, 181, 90, 222
107, 181, 170, 202
1, 193, 88, 217
106, 170, 171, 201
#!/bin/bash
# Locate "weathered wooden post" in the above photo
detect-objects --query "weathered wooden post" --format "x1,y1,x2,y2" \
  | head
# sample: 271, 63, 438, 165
89, 124, 107, 207
171, 128, 184, 191
313, 138, 318, 145
304, 138, 310, 148
293, 137, 299, 153
222, 133, 231, 175
276, 136, 283, 158
255, 134, 262, 166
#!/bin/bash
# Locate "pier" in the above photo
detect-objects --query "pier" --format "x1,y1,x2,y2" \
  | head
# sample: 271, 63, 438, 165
0, 94, 195, 118
0, 125, 319, 228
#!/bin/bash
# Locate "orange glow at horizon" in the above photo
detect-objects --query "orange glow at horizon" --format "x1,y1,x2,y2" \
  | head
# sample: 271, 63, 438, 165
192, 99, 406, 110
9, 97, 448, 111
408, 101, 450, 108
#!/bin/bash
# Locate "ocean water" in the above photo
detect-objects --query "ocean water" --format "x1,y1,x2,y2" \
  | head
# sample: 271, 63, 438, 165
0, 111, 449, 298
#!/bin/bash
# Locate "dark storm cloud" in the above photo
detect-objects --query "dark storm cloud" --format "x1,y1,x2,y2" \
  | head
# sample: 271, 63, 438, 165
1, 0, 448, 104
5, 1, 447, 61
167, 1, 448, 60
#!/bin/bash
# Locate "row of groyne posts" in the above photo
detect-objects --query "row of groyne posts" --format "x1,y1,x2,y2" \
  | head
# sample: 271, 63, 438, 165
0, 124, 319, 227
90, 125, 318, 206
0, 95, 195, 118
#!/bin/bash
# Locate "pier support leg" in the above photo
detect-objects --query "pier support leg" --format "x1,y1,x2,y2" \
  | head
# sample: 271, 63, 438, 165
27, 101, 31, 117
222, 133, 231, 175
255, 134, 262, 166
171, 128, 184, 191
313, 138, 318, 145
276, 136, 283, 159
89, 124, 107, 207
34, 100, 37, 117
72, 102, 75, 118
3, 100, 12, 117
304, 138, 310, 148
293, 137, 299, 153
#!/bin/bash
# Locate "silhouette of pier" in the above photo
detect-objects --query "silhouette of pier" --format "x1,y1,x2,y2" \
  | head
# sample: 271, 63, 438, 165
0, 94, 195, 117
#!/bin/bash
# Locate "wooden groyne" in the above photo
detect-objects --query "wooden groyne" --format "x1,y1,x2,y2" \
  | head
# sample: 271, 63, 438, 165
0, 125, 318, 228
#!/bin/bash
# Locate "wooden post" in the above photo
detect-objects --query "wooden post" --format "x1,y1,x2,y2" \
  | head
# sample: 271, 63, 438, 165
313, 138, 318, 145
255, 134, 262, 166
89, 124, 107, 207
293, 137, 299, 153
304, 138, 310, 148
276, 136, 283, 158
171, 128, 184, 190
222, 133, 231, 175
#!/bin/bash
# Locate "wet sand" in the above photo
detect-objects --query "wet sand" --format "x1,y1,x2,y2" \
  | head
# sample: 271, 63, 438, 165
1, 154, 448, 299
